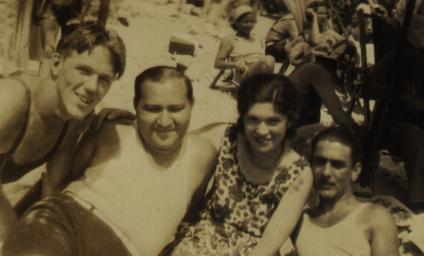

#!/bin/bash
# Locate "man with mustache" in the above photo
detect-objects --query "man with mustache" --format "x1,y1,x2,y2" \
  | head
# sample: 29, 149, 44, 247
292, 127, 399, 256
2, 66, 217, 256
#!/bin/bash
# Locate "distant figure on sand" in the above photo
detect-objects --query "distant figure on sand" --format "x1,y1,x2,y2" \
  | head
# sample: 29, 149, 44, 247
214, 5, 275, 84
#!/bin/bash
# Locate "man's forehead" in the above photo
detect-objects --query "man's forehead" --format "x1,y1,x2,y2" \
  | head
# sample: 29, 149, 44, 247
142, 78, 186, 93
315, 139, 352, 159
60, 45, 111, 60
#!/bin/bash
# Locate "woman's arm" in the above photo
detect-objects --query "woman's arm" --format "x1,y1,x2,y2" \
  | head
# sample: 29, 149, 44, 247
249, 165, 313, 256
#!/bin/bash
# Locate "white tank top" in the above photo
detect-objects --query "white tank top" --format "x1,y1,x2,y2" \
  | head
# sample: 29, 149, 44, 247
229, 35, 265, 65
295, 203, 371, 256
65, 123, 192, 255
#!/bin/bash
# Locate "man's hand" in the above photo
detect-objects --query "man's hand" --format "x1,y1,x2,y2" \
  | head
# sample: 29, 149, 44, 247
92, 108, 135, 130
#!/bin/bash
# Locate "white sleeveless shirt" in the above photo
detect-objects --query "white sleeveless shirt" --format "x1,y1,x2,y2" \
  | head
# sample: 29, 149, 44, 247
65, 123, 192, 255
295, 203, 371, 256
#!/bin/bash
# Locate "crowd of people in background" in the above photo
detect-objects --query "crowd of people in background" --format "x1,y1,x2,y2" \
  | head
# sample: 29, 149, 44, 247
0, 0, 423, 255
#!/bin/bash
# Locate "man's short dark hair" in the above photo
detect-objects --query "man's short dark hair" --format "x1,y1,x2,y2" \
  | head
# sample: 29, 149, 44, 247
133, 66, 194, 109
311, 126, 362, 165
56, 22, 126, 78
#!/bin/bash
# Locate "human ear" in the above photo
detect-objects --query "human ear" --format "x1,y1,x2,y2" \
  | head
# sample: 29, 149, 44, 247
351, 162, 361, 182
50, 53, 62, 79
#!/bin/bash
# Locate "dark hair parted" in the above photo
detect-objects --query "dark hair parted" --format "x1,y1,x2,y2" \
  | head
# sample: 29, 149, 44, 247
236, 73, 298, 137
133, 66, 194, 109
56, 22, 126, 78
311, 126, 362, 165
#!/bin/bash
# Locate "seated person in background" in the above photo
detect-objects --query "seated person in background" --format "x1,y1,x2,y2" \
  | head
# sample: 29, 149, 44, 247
0, 22, 125, 240
214, 5, 275, 84
168, 74, 313, 256
266, 1, 344, 69
252, 127, 400, 256
287, 63, 359, 132
2, 66, 217, 256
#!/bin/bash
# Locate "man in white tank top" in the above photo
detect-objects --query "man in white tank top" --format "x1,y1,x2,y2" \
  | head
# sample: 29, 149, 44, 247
293, 127, 399, 256
2, 66, 217, 256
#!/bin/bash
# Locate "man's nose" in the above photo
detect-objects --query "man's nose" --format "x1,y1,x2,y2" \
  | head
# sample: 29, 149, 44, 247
321, 162, 333, 177
84, 75, 99, 94
157, 110, 173, 128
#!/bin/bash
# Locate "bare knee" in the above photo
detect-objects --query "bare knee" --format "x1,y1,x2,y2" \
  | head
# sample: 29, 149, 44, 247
258, 55, 275, 72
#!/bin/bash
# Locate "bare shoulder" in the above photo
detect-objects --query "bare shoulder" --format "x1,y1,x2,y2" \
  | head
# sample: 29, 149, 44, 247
94, 120, 135, 146
0, 78, 31, 151
221, 35, 235, 46
187, 133, 217, 161
185, 133, 217, 180
361, 203, 397, 229
0, 78, 29, 111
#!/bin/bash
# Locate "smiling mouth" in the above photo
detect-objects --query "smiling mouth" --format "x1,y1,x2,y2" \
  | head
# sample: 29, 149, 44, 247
76, 93, 93, 106
254, 137, 272, 145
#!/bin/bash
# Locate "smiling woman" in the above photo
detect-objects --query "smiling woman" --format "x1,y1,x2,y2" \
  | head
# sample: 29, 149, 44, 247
0, 22, 126, 240
167, 73, 313, 256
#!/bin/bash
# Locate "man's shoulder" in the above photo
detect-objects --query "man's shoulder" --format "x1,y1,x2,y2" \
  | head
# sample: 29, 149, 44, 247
0, 78, 32, 149
94, 120, 136, 146
184, 133, 217, 177
359, 202, 396, 228
186, 133, 217, 158
0, 78, 29, 106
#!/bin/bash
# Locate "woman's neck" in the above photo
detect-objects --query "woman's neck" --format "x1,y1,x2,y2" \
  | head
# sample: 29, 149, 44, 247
240, 134, 286, 170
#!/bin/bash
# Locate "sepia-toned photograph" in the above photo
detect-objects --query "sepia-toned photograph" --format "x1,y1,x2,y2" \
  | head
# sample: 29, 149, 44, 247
0, 0, 423, 255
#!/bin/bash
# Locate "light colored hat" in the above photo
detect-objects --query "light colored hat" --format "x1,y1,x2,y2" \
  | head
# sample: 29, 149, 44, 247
230, 5, 254, 24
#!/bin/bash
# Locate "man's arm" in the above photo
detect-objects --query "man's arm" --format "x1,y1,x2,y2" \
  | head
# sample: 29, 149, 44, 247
183, 135, 217, 223
0, 79, 29, 240
367, 205, 400, 256
249, 165, 313, 256
0, 79, 28, 154
43, 122, 99, 196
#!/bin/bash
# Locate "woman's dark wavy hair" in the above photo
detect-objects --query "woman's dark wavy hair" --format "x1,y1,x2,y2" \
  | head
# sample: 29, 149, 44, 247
56, 22, 126, 79
235, 73, 299, 138
133, 65, 194, 109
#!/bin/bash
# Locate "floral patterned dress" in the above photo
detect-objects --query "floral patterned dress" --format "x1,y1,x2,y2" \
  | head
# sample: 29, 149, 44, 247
171, 126, 310, 256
